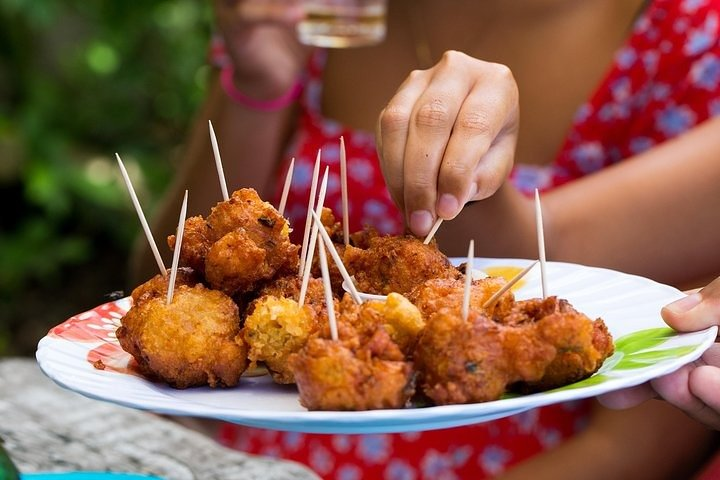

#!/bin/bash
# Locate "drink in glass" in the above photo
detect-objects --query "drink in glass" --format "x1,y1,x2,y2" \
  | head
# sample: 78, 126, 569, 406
297, 0, 387, 48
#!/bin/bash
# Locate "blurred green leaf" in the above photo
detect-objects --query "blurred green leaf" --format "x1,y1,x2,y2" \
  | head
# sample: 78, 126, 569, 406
0, 0, 212, 354
86, 41, 119, 75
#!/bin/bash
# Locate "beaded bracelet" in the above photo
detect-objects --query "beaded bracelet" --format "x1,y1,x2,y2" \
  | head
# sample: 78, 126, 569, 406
220, 65, 303, 112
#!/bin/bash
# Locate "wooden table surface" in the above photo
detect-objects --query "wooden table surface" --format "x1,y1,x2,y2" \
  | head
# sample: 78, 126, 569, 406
0, 357, 319, 480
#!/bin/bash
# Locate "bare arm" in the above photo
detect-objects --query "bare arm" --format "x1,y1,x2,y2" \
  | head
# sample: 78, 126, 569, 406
436, 116, 720, 287
128, 0, 310, 285
496, 400, 717, 480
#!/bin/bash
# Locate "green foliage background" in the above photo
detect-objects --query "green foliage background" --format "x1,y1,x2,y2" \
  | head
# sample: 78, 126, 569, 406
0, 1, 212, 355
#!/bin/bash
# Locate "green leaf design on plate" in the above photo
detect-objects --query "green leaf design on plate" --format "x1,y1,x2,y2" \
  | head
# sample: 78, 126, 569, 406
614, 327, 676, 353
552, 374, 610, 391
614, 345, 698, 370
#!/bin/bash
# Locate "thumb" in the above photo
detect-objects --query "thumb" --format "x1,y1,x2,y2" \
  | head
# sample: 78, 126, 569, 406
662, 276, 720, 332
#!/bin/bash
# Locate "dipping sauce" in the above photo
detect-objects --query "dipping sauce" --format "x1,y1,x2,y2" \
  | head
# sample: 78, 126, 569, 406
483, 266, 527, 291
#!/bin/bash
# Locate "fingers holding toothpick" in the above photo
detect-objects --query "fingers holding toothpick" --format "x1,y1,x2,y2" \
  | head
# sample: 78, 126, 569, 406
423, 218, 443, 245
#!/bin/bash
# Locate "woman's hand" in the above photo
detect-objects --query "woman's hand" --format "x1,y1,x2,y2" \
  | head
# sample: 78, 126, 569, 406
376, 50, 520, 236
213, 0, 312, 99
599, 277, 720, 430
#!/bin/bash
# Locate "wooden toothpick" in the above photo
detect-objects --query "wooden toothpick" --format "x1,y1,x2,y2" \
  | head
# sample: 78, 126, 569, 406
483, 260, 539, 310
116, 153, 166, 276
318, 240, 338, 341
167, 190, 188, 305
299, 149, 322, 278
278, 157, 295, 217
310, 209, 363, 304
535, 189, 548, 299
208, 120, 229, 201
423, 218, 443, 245
340, 136, 350, 246
299, 167, 329, 306
462, 240, 474, 321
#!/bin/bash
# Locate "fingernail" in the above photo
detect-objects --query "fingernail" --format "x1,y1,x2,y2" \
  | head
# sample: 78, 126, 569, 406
437, 194, 459, 218
410, 210, 433, 235
665, 292, 702, 314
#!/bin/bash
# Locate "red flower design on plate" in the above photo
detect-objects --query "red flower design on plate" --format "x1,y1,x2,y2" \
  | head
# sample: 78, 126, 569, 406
49, 298, 141, 376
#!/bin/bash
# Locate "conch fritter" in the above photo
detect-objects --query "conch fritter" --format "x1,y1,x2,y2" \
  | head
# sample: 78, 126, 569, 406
130, 267, 201, 305
343, 234, 458, 295
506, 296, 615, 392
117, 283, 248, 389
414, 295, 614, 405
242, 295, 321, 384
414, 309, 556, 404
339, 293, 425, 356
290, 322, 415, 411
408, 276, 515, 320
169, 188, 299, 296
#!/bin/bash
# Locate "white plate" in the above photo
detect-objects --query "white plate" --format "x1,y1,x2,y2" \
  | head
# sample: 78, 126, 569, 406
36, 258, 717, 434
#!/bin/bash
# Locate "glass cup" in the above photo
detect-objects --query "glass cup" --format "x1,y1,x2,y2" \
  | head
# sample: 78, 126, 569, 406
297, 0, 388, 48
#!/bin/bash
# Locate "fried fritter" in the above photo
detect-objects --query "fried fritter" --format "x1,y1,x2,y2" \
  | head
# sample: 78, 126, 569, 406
414, 295, 615, 404
242, 295, 321, 384
319, 206, 344, 244
130, 267, 201, 305
170, 216, 211, 276
250, 274, 327, 317
414, 309, 556, 404
169, 188, 299, 296
117, 284, 248, 389
343, 234, 458, 295
408, 276, 515, 321
288, 295, 418, 410
340, 293, 425, 356
289, 324, 414, 411
508, 297, 615, 392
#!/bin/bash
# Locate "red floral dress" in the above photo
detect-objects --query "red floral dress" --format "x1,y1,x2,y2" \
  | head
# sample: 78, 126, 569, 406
215, 0, 720, 478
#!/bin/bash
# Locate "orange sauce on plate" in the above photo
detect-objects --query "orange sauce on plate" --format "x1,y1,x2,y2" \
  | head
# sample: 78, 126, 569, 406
483, 266, 527, 291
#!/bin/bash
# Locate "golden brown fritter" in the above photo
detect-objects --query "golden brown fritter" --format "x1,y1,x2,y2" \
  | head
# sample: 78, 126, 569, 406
289, 326, 414, 411
116, 284, 248, 389
168, 188, 299, 296
414, 295, 615, 405
408, 276, 515, 321
319, 207, 344, 244
348, 225, 380, 249
130, 267, 201, 305
414, 309, 556, 405
242, 295, 321, 384
343, 235, 458, 295
340, 293, 425, 356
168, 216, 211, 276
250, 274, 327, 317
508, 297, 615, 392
303, 207, 347, 295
